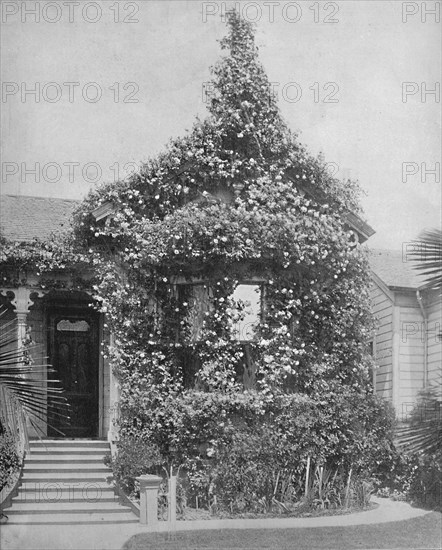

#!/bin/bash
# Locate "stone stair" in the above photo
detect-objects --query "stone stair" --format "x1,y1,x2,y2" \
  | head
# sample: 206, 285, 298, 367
2, 440, 138, 524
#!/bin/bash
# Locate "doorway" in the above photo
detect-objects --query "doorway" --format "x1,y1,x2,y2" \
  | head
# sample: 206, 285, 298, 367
47, 310, 99, 438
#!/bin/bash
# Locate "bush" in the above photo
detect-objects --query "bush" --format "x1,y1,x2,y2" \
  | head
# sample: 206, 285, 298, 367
0, 429, 20, 491
104, 436, 163, 497
111, 385, 395, 514
378, 388, 442, 510
408, 453, 441, 510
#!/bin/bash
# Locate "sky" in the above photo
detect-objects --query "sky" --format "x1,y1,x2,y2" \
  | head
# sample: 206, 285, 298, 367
1, 0, 441, 249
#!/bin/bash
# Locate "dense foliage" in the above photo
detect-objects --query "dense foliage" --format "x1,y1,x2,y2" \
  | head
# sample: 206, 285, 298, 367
379, 389, 442, 511
0, 429, 20, 492
1, 13, 396, 513
70, 13, 389, 511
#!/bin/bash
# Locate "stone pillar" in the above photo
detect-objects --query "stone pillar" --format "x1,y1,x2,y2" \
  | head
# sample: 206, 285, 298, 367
169, 475, 177, 525
136, 475, 163, 526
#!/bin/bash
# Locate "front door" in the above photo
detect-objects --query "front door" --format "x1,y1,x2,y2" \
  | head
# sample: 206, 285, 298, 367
47, 311, 99, 437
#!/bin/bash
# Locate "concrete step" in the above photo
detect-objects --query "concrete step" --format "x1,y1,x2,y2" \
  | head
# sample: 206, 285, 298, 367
12, 494, 118, 504
28, 447, 109, 455
22, 473, 111, 483
24, 464, 109, 472
15, 484, 116, 500
12, 496, 118, 505
25, 456, 106, 464
19, 481, 113, 491
29, 439, 109, 447
6, 439, 137, 525
4, 501, 132, 513
3, 511, 139, 524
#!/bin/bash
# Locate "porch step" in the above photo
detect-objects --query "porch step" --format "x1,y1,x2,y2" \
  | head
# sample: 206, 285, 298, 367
18, 486, 116, 501
24, 464, 109, 472
22, 472, 111, 482
13, 493, 118, 504
3, 439, 138, 525
29, 439, 109, 446
29, 447, 110, 455
29, 441, 109, 451
26, 456, 106, 463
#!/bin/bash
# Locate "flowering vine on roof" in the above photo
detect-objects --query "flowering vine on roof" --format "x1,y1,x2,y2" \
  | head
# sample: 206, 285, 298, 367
0, 13, 384, 488
66, 12, 375, 458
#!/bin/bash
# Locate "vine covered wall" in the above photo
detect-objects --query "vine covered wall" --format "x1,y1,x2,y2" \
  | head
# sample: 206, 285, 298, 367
1, 14, 394, 507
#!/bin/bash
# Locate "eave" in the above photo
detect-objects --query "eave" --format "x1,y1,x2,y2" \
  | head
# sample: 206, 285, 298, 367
286, 172, 375, 244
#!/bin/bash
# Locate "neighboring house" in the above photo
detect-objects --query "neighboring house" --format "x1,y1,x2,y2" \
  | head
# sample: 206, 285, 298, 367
0, 193, 375, 441
369, 249, 442, 420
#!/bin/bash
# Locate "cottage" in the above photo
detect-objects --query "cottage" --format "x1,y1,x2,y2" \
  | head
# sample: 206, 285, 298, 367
0, 191, 375, 441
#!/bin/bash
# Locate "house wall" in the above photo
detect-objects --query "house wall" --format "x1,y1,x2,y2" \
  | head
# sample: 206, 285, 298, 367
370, 280, 394, 402
370, 280, 441, 419
426, 293, 442, 396
395, 291, 425, 419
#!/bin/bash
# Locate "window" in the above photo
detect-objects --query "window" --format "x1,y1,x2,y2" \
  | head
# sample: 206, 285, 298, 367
231, 284, 262, 342
56, 320, 90, 332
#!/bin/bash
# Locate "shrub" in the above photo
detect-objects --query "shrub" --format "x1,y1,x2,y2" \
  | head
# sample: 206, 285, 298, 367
108, 383, 395, 514
0, 429, 20, 491
384, 388, 442, 510
408, 453, 442, 510
110, 385, 394, 513
104, 436, 163, 497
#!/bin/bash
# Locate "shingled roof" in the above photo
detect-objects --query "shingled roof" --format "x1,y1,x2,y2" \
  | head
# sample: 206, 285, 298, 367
369, 249, 426, 290
0, 195, 79, 243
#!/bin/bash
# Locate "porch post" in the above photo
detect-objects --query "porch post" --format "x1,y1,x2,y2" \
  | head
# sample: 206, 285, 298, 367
1, 286, 45, 353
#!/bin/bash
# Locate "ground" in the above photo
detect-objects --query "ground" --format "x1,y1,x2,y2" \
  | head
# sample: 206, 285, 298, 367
122, 512, 442, 550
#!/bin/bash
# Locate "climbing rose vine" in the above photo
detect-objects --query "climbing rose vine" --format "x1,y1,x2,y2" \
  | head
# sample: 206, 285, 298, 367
0, 12, 389, 504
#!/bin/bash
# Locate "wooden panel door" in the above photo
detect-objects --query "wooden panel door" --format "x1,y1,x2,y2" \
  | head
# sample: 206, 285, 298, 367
48, 313, 99, 438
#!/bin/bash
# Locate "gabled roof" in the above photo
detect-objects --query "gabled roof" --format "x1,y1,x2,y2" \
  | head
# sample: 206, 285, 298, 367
92, 178, 376, 244
369, 249, 426, 290
285, 171, 375, 243
0, 195, 79, 242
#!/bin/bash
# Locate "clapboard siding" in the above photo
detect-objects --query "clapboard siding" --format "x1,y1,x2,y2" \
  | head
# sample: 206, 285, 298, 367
426, 299, 442, 395
370, 281, 394, 400
397, 305, 424, 412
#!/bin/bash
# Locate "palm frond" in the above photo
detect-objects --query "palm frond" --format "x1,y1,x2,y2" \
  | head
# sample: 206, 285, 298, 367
0, 305, 70, 435
407, 229, 442, 291
396, 387, 442, 454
